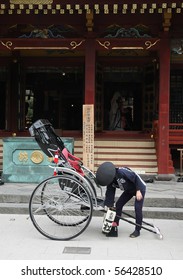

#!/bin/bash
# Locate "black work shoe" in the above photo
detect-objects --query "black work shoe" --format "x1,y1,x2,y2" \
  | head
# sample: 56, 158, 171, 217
106, 226, 118, 237
129, 230, 140, 238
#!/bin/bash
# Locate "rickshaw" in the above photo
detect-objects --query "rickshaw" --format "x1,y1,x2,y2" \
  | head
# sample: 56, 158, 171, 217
29, 119, 163, 241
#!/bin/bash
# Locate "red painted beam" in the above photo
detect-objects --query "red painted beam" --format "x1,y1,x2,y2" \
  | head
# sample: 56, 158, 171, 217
85, 39, 96, 104
0, 38, 86, 51
157, 38, 171, 175
95, 38, 161, 51
0, 37, 161, 53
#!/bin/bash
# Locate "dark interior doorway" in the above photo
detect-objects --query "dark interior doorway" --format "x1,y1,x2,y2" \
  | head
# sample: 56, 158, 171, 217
103, 82, 143, 131
25, 67, 84, 130
102, 66, 144, 131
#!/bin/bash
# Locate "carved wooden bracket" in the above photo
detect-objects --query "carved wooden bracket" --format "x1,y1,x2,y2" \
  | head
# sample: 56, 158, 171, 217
86, 10, 93, 32
163, 11, 172, 32
0, 39, 85, 50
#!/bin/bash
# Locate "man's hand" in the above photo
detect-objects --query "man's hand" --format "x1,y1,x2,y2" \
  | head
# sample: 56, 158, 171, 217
136, 190, 143, 201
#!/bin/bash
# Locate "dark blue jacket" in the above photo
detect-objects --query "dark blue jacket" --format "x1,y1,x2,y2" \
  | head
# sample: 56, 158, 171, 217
115, 167, 146, 195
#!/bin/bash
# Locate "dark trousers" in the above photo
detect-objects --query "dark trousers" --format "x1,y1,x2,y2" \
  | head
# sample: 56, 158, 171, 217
104, 185, 145, 232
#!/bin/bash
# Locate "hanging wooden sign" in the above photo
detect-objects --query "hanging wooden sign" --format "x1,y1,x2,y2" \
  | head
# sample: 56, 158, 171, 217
83, 104, 94, 172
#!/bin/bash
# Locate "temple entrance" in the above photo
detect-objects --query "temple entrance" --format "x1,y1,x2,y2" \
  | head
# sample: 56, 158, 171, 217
102, 66, 145, 131
24, 67, 84, 130
21, 59, 157, 134
24, 64, 155, 133
103, 82, 143, 131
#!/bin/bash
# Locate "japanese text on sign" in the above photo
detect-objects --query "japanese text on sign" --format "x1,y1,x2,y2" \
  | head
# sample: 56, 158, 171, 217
83, 105, 94, 172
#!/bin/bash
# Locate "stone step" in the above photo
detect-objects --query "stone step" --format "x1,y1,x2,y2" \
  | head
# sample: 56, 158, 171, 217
0, 193, 182, 208
74, 138, 158, 174
0, 180, 182, 219
0, 202, 183, 220
0, 194, 30, 204
75, 139, 156, 148
0, 203, 29, 214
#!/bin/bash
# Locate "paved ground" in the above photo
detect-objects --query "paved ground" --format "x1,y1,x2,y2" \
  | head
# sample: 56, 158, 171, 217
0, 213, 183, 280
0, 179, 183, 279
0, 179, 183, 259
0, 213, 183, 260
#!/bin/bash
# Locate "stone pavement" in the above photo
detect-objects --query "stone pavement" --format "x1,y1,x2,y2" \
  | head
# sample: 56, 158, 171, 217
0, 213, 183, 261
0, 180, 183, 280
0, 178, 183, 261
0, 178, 183, 263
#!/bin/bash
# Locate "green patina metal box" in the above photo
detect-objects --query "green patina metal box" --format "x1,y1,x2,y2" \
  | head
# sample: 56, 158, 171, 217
2, 137, 74, 183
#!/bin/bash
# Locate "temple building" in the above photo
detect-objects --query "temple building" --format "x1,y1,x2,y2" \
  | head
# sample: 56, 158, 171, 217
1, 1, 183, 178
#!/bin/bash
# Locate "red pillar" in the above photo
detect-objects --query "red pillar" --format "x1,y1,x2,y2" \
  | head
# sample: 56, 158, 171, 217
157, 38, 171, 176
84, 39, 96, 104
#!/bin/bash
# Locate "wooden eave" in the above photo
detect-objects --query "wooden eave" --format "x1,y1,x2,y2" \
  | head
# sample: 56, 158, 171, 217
0, 1, 182, 36
0, 1, 182, 58
0, 1, 183, 15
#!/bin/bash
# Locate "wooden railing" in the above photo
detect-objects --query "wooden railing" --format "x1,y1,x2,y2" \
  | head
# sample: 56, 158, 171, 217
169, 123, 183, 129
153, 121, 183, 146
169, 123, 183, 145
